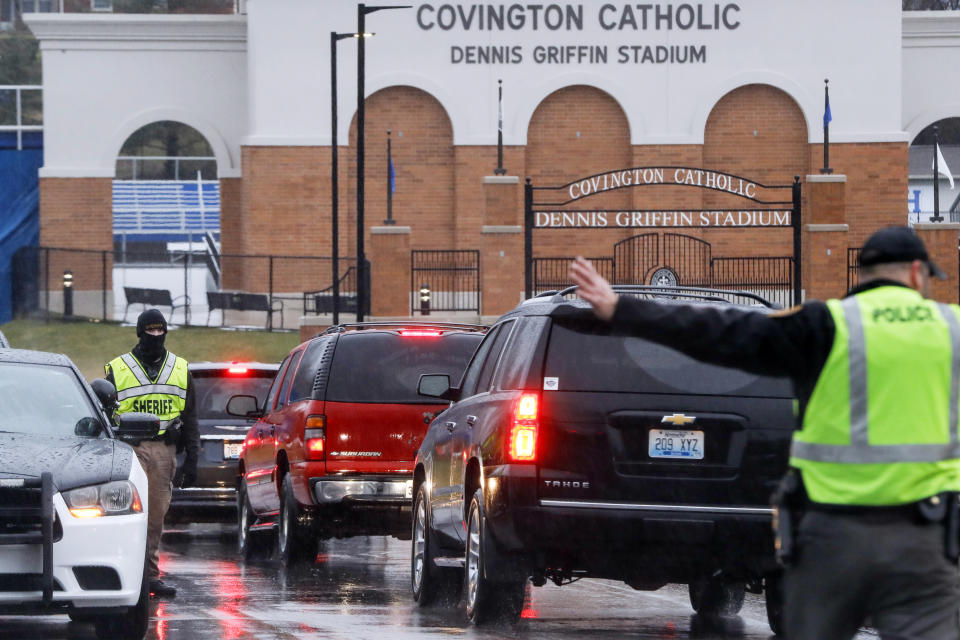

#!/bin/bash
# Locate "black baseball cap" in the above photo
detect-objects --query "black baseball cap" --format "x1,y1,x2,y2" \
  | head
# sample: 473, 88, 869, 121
858, 226, 947, 280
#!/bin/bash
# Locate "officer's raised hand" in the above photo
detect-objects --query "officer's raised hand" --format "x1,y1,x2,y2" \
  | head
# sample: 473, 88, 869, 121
569, 256, 619, 321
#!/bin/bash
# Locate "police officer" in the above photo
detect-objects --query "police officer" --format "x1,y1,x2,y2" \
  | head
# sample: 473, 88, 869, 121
569, 226, 960, 639
105, 308, 199, 599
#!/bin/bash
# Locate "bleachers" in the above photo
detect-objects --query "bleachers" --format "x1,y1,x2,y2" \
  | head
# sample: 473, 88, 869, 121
113, 180, 220, 235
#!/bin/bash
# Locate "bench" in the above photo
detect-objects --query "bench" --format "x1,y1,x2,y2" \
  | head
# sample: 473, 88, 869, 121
206, 291, 283, 330
123, 287, 190, 323
303, 266, 369, 316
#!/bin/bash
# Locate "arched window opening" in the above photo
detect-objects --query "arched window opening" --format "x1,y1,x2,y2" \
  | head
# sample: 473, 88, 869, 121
116, 120, 216, 180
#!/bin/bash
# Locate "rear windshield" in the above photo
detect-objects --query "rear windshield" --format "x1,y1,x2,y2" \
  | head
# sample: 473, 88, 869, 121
326, 332, 482, 404
545, 322, 792, 397
192, 370, 276, 420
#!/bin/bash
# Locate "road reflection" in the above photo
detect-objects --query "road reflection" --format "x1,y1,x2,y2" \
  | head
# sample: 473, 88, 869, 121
0, 524, 877, 640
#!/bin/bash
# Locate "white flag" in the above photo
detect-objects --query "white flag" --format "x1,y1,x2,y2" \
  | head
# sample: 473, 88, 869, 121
497, 89, 503, 133
935, 142, 955, 190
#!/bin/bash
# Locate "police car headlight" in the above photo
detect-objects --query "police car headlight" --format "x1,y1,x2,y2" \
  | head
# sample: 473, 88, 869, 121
64, 481, 142, 518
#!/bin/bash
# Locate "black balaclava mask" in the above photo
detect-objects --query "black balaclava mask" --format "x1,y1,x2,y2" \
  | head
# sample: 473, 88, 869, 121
136, 308, 168, 362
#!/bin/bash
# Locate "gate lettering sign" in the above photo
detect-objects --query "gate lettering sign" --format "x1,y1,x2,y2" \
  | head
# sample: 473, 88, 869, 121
534, 209, 791, 228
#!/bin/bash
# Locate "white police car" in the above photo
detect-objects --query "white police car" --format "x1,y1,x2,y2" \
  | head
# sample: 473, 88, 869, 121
0, 349, 153, 639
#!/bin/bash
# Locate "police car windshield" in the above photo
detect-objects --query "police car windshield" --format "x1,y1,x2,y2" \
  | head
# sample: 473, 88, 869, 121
0, 363, 99, 436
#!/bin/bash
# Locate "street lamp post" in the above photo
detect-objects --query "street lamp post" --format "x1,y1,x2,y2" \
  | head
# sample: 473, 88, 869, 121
356, 3, 411, 322
330, 31, 356, 326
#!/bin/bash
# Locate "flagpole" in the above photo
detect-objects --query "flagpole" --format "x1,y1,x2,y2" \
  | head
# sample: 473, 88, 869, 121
933, 125, 943, 222
494, 78, 506, 175
820, 79, 833, 175
384, 129, 395, 225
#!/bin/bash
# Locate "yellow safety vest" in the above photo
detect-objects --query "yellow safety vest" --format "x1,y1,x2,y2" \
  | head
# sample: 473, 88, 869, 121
790, 286, 960, 505
107, 351, 188, 435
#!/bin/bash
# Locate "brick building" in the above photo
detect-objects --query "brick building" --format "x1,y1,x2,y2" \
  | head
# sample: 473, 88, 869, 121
23, 2, 960, 323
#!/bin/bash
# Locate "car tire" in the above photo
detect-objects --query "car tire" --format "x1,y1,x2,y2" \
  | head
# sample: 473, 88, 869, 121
688, 574, 746, 618
93, 558, 149, 640
238, 482, 266, 560
464, 489, 526, 625
411, 484, 461, 607
765, 572, 785, 636
275, 474, 315, 565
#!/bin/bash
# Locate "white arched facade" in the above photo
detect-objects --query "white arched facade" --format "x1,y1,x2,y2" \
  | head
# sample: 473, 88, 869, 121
23, 2, 960, 179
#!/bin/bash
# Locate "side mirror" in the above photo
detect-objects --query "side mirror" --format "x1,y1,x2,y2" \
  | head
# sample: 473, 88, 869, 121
74, 417, 103, 437
227, 394, 263, 419
114, 412, 161, 444
90, 378, 118, 412
418, 374, 460, 401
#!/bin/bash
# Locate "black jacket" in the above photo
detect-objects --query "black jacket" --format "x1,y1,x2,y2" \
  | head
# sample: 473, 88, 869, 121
610, 279, 907, 425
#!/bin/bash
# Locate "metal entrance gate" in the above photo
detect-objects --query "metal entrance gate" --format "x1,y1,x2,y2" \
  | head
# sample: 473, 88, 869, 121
524, 167, 802, 305
410, 250, 480, 315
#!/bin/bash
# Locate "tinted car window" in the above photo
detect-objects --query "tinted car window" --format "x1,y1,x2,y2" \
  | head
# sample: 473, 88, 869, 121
546, 320, 792, 397
290, 339, 327, 403
276, 350, 303, 409
475, 321, 514, 393
265, 355, 290, 412
459, 325, 502, 398
326, 333, 481, 404
0, 363, 99, 435
192, 372, 275, 421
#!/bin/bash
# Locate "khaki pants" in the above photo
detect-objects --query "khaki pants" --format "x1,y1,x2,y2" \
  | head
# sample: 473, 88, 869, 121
133, 440, 177, 580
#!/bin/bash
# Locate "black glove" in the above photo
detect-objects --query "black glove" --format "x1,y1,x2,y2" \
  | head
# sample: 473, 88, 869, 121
175, 457, 198, 488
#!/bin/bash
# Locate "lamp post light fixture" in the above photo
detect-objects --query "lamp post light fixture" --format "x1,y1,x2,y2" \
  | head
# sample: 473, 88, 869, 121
419, 283, 430, 316
356, 3, 411, 322
62, 270, 74, 318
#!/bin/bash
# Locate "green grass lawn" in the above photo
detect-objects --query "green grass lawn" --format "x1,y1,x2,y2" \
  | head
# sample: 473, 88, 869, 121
1, 318, 299, 381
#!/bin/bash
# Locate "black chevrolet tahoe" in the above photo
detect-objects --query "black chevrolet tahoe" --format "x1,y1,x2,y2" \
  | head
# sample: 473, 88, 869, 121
411, 286, 793, 631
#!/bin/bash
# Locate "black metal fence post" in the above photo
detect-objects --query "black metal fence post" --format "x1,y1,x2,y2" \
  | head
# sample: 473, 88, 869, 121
101, 250, 107, 321
524, 178, 533, 300
792, 176, 802, 306
43, 248, 50, 323
268, 256, 274, 331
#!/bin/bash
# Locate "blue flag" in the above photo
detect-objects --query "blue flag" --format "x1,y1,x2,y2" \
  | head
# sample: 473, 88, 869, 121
389, 156, 396, 195
823, 92, 832, 128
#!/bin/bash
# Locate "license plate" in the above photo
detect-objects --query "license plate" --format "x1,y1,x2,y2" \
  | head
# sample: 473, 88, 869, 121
223, 442, 243, 460
648, 429, 704, 460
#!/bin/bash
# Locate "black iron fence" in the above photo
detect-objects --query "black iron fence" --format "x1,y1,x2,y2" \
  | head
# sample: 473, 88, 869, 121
847, 247, 862, 292
410, 250, 481, 315
532, 257, 615, 295
12, 246, 359, 331
532, 255, 794, 307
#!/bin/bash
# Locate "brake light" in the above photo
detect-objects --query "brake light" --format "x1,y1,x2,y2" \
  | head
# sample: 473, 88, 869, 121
227, 366, 249, 375
305, 422, 325, 461
509, 393, 538, 462
398, 329, 442, 337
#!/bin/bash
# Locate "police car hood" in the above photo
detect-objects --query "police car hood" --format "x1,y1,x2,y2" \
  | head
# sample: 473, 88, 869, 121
0, 432, 134, 492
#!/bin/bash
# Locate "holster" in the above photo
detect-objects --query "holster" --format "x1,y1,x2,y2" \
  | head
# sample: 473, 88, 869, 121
163, 419, 182, 447
771, 469, 805, 567
931, 493, 960, 562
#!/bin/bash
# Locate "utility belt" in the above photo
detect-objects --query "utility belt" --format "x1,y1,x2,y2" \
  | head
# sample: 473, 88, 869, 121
150, 418, 182, 446
771, 469, 960, 565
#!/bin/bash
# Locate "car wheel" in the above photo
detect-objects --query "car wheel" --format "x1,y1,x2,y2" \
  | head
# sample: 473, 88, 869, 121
238, 483, 266, 560
765, 572, 784, 636
689, 574, 746, 618
464, 489, 526, 625
276, 474, 315, 565
412, 484, 461, 607
94, 558, 149, 640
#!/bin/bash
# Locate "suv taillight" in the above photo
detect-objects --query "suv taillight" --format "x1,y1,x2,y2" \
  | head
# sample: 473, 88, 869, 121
509, 394, 538, 462
305, 416, 325, 461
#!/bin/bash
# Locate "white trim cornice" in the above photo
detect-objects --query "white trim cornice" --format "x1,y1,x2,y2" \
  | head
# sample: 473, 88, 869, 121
902, 12, 960, 47
23, 14, 247, 51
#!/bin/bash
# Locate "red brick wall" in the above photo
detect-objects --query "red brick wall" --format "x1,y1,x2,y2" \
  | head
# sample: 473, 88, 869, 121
38, 178, 113, 291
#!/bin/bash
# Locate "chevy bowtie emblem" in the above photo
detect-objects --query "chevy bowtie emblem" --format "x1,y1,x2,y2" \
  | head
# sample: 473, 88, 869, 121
661, 413, 696, 426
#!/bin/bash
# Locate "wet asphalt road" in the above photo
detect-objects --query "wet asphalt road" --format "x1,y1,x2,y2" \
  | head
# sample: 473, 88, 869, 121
0, 524, 876, 640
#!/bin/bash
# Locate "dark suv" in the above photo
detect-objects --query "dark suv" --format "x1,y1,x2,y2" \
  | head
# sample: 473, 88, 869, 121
235, 322, 485, 565
412, 287, 793, 630
168, 362, 279, 522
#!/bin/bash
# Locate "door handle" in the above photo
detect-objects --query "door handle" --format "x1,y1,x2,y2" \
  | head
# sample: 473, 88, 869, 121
445, 421, 457, 432
466, 415, 477, 427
